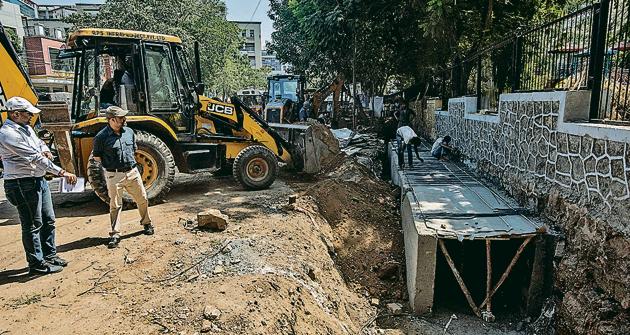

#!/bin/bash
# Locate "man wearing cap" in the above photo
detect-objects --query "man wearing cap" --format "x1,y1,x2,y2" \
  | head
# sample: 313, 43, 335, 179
92, 106, 154, 249
0, 96, 77, 275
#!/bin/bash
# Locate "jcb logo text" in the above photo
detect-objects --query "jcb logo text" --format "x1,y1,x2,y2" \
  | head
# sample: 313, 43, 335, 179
208, 104, 234, 115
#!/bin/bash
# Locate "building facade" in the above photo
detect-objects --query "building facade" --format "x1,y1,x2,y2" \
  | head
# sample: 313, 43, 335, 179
0, 1, 27, 49
233, 21, 262, 68
24, 35, 73, 92
262, 50, 291, 74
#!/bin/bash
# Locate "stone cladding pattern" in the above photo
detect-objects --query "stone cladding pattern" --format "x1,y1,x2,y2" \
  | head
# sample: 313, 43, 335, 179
435, 100, 630, 210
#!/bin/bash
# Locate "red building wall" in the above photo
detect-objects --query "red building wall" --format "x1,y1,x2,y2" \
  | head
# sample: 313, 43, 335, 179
24, 36, 66, 76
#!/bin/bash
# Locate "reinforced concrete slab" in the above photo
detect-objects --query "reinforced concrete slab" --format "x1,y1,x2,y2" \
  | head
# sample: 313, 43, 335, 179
389, 142, 545, 315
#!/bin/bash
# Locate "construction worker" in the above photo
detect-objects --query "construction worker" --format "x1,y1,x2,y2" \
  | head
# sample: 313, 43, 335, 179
92, 106, 154, 249
299, 96, 311, 121
395, 100, 415, 128
396, 125, 423, 169
431, 135, 453, 161
0, 97, 77, 275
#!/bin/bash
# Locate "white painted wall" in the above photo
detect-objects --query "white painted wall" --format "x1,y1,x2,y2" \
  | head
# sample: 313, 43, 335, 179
440, 91, 630, 142
0, 2, 26, 48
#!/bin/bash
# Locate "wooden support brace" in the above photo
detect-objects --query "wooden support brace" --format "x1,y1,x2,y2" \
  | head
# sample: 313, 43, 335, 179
438, 239, 482, 318
51, 130, 77, 175
483, 239, 495, 322
478, 236, 533, 310
485, 239, 492, 313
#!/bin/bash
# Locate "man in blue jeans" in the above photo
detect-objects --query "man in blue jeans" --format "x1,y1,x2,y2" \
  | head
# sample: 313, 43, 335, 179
431, 135, 453, 160
0, 97, 77, 275
396, 125, 423, 169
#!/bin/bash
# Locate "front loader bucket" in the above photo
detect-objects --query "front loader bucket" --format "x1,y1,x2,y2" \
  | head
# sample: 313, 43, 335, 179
268, 123, 340, 174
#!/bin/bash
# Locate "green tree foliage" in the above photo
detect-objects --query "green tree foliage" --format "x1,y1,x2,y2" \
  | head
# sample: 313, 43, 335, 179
65, 0, 267, 94
4, 27, 23, 54
268, 0, 594, 95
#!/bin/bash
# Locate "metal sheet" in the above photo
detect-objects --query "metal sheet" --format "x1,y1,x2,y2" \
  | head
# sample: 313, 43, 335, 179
392, 143, 543, 239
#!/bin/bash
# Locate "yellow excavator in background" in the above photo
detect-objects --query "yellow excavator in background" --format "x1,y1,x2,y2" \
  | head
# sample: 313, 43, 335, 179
0, 25, 338, 204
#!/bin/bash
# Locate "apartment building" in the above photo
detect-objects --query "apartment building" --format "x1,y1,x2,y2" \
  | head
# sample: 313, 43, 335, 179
233, 21, 262, 68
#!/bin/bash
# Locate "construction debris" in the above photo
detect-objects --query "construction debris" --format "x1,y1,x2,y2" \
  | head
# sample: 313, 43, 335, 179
198, 210, 229, 231
330, 128, 385, 177
203, 305, 221, 320
201, 319, 213, 333
386, 303, 403, 315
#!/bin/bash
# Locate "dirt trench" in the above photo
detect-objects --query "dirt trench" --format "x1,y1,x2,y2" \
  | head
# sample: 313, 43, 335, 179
0, 152, 409, 335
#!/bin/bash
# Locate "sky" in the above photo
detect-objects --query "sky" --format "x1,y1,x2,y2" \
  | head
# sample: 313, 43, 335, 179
34, 0, 275, 48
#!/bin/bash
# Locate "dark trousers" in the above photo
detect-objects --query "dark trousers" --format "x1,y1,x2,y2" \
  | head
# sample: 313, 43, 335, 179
432, 146, 450, 159
4, 177, 57, 267
397, 135, 413, 168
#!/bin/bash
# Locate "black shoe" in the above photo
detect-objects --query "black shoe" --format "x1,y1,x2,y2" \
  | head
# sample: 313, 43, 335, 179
108, 236, 120, 249
29, 261, 63, 275
143, 224, 155, 236
46, 256, 68, 267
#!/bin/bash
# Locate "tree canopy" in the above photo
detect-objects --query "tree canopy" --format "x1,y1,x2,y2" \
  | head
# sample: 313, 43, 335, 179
66, 0, 267, 95
268, 0, 593, 95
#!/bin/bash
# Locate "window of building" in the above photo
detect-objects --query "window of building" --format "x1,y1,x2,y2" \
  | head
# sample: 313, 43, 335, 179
243, 43, 255, 52
249, 30, 255, 38
49, 48, 74, 72
242, 30, 246, 37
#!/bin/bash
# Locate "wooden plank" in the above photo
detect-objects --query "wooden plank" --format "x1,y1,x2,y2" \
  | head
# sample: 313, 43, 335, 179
486, 240, 492, 313
52, 130, 77, 175
478, 236, 533, 310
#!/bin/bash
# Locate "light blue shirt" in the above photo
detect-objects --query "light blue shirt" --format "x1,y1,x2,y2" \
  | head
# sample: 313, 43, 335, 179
0, 119, 62, 180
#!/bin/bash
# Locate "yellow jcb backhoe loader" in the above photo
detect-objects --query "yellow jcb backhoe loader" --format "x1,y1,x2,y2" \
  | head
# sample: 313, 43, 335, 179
0, 25, 338, 204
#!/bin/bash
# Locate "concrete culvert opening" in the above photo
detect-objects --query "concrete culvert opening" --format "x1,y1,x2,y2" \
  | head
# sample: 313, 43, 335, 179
433, 238, 542, 316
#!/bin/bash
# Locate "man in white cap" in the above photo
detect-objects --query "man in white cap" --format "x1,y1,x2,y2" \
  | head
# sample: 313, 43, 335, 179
0, 96, 77, 275
92, 106, 153, 249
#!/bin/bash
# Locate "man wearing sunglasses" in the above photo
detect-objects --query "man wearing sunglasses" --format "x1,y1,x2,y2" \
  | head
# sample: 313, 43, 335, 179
92, 106, 154, 249
0, 96, 77, 275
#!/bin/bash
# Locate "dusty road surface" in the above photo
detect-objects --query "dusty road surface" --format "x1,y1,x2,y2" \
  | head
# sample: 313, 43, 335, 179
0, 160, 528, 335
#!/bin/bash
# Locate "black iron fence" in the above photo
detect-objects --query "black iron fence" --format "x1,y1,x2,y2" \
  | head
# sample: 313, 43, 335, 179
590, 0, 629, 123
430, 0, 629, 123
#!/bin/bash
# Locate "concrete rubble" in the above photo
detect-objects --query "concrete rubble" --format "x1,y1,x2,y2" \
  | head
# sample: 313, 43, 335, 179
198, 209, 229, 231
331, 128, 385, 177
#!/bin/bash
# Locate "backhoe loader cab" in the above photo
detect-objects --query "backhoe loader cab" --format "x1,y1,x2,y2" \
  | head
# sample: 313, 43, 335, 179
264, 75, 305, 123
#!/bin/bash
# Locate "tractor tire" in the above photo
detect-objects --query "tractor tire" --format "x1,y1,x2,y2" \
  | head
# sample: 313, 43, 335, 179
232, 145, 278, 190
87, 131, 176, 205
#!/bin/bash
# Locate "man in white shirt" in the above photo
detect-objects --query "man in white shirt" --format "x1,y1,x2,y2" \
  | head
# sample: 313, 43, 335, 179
0, 97, 77, 275
395, 125, 423, 169
431, 135, 453, 160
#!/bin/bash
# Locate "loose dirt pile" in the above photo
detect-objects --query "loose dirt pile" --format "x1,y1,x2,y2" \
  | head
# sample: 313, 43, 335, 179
295, 157, 405, 302
0, 174, 378, 335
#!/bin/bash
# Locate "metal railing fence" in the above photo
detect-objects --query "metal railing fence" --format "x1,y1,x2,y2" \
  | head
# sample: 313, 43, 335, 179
429, 0, 628, 123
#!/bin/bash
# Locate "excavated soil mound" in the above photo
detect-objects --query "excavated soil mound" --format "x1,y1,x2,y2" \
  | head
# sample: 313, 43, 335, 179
299, 158, 405, 301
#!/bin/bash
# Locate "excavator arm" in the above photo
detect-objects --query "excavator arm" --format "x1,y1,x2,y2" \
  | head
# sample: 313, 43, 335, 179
311, 76, 344, 118
0, 23, 38, 119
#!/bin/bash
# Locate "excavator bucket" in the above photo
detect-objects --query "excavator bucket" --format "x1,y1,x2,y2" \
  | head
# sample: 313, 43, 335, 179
268, 122, 341, 174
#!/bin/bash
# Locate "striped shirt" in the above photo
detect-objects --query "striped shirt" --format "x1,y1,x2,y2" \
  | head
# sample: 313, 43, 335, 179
0, 119, 62, 180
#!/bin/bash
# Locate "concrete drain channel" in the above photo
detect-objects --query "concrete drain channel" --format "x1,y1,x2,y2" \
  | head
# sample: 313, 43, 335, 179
389, 142, 552, 321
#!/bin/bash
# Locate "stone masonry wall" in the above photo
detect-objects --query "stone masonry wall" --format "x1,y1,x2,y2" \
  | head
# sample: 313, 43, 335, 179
432, 95, 630, 335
